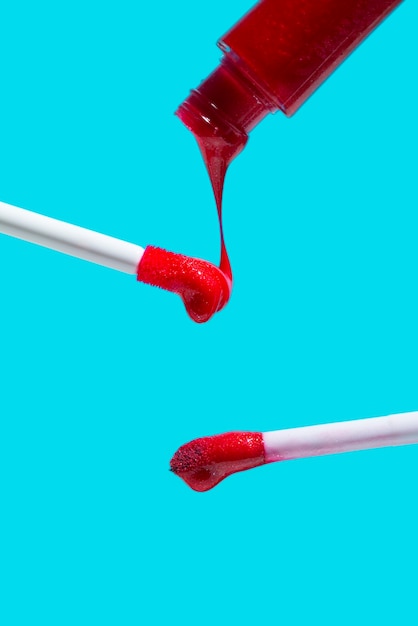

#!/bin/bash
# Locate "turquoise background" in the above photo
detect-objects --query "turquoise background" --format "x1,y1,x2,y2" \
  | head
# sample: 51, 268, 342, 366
0, 1, 416, 624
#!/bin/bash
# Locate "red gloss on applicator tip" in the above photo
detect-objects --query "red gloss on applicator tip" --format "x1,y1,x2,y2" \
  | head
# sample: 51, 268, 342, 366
170, 432, 265, 492
137, 246, 231, 323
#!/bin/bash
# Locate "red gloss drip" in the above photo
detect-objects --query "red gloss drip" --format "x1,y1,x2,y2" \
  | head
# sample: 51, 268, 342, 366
137, 246, 230, 323
177, 80, 252, 294
193, 133, 237, 282
170, 432, 265, 492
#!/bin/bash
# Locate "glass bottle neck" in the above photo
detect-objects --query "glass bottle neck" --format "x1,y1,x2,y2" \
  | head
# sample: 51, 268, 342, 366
176, 55, 275, 161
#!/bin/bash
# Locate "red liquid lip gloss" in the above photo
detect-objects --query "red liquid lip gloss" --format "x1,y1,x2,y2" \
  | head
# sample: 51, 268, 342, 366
175, 0, 403, 317
177, 0, 403, 162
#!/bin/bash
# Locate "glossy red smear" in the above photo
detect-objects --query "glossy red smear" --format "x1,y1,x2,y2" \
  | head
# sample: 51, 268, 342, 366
137, 246, 231, 323
170, 432, 265, 492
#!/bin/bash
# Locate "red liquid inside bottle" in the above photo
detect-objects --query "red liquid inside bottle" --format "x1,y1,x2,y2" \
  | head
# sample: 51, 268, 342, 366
178, 0, 403, 158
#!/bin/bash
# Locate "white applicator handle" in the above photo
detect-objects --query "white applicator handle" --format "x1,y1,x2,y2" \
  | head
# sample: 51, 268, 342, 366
263, 411, 418, 462
0, 200, 144, 274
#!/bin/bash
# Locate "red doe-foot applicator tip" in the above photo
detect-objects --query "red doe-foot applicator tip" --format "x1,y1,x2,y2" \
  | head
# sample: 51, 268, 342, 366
137, 245, 231, 324
170, 432, 265, 492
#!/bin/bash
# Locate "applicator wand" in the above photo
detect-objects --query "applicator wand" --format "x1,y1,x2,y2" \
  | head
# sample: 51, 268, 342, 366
0, 200, 230, 323
170, 411, 418, 492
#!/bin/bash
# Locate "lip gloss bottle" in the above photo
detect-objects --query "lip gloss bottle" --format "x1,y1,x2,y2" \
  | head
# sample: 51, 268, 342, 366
177, 0, 404, 162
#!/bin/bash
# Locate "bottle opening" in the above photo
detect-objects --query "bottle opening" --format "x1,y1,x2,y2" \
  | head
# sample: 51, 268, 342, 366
176, 58, 272, 163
